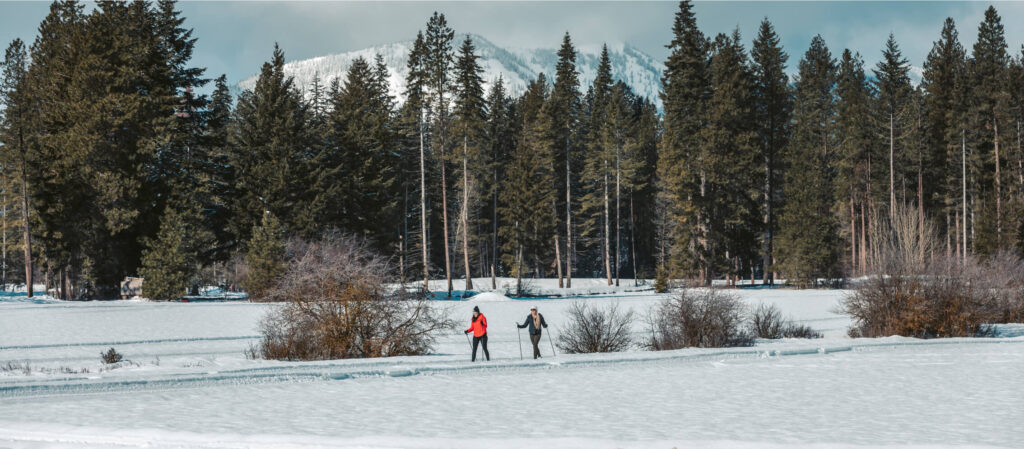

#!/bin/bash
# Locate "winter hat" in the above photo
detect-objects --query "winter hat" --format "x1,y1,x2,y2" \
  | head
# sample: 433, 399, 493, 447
530, 306, 537, 311
473, 306, 480, 313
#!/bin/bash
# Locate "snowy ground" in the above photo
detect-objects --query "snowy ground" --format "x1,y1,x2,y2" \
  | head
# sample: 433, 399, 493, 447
0, 282, 1021, 448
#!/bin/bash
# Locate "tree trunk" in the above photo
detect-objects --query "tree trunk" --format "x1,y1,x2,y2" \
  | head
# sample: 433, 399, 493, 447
699, 169, 709, 286
962, 130, 968, 263
889, 112, 896, 221
419, 126, 429, 292
492, 148, 498, 290
553, 232, 562, 288
849, 191, 856, 277
630, 192, 638, 287
462, 136, 473, 291
859, 202, 867, 274
614, 144, 621, 287
515, 244, 523, 297
3, 191, 8, 291
19, 136, 32, 297
603, 161, 612, 286
763, 145, 773, 286
565, 134, 573, 289
994, 115, 1001, 245
441, 143, 452, 297
1017, 120, 1023, 198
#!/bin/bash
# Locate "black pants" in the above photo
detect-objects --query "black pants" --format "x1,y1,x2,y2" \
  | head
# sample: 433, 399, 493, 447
530, 333, 542, 359
472, 334, 490, 361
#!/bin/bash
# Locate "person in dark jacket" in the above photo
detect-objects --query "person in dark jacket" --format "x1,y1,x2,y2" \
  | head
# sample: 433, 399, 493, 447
465, 306, 489, 361
517, 306, 548, 359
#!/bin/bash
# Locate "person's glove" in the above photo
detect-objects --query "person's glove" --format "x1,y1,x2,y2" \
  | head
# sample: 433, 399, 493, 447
464, 330, 470, 335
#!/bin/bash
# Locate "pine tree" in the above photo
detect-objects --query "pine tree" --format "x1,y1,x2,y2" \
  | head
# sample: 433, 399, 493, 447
701, 30, 761, 286
139, 202, 210, 301
922, 18, 969, 260
658, 0, 711, 282
402, 31, 431, 290
245, 211, 286, 300
581, 45, 616, 285
969, 6, 1013, 253
452, 36, 486, 291
501, 75, 556, 296
230, 44, 313, 243
751, 18, 792, 285
835, 49, 874, 275
483, 77, 513, 289
322, 56, 397, 247
551, 32, 581, 289
0, 38, 33, 296
203, 74, 235, 262
424, 12, 456, 296
777, 35, 840, 285
873, 33, 913, 221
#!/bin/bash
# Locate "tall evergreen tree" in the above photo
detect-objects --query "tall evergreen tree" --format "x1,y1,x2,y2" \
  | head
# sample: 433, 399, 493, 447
581, 45, 616, 285
230, 44, 313, 243
501, 75, 556, 296
835, 50, 874, 275
402, 31, 431, 290
551, 32, 581, 289
0, 38, 34, 295
424, 12, 455, 296
751, 18, 792, 285
322, 56, 398, 248
969, 6, 1013, 253
777, 35, 840, 285
922, 18, 969, 260
452, 35, 486, 291
701, 30, 761, 286
873, 33, 913, 221
658, 0, 711, 282
483, 77, 513, 289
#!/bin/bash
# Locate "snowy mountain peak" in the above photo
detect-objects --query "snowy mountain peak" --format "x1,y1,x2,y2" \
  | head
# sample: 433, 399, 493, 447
237, 34, 664, 109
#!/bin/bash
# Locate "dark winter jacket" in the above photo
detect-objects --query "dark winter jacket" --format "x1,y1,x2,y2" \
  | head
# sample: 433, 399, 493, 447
517, 313, 548, 335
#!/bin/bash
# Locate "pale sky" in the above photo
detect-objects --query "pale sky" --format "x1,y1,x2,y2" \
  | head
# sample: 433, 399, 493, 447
1, 1, 1023, 88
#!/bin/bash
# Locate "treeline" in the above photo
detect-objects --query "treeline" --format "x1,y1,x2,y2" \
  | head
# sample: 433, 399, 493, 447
1, 1, 1022, 299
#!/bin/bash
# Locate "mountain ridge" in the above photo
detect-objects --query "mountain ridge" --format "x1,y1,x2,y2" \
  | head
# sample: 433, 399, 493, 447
237, 34, 664, 109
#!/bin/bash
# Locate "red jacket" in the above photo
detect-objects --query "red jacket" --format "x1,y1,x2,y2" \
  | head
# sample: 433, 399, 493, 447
466, 314, 487, 337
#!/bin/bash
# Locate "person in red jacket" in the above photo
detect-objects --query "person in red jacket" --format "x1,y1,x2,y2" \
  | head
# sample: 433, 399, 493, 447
465, 306, 490, 361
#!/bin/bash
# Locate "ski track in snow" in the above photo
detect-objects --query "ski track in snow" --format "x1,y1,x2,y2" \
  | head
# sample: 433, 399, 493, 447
1, 283, 1022, 448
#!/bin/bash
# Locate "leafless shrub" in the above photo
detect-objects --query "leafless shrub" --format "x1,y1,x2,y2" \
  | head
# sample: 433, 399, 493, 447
844, 207, 1020, 338
780, 323, 823, 339
648, 289, 754, 350
749, 303, 822, 339
254, 233, 454, 361
556, 301, 636, 353
101, 348, 123, 364
749, 303, 783, 338
975, 250, 1024, 323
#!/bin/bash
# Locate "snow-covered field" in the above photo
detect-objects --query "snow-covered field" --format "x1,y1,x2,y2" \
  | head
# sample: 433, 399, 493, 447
0, 282, 1022, 448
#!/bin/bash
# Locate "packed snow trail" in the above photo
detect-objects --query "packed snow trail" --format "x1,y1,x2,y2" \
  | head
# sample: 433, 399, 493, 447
0, 341, 1021, 448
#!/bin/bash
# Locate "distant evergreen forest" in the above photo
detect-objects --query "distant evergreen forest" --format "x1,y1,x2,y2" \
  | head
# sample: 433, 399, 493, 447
1, 1, 1022, 299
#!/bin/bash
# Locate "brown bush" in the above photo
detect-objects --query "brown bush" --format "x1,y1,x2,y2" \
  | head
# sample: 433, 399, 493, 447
648, 289, 753, 350
254, 234, 453, 360
556, 301, 636, 353
845, 207, 1023, 338
749, 303, 783, 338
749, 303, 822, 339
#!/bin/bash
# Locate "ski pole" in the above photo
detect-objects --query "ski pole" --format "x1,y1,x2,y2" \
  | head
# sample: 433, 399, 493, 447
516, 325, 523, 360
464, 332, 473, 360
547, 325, 556, 357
